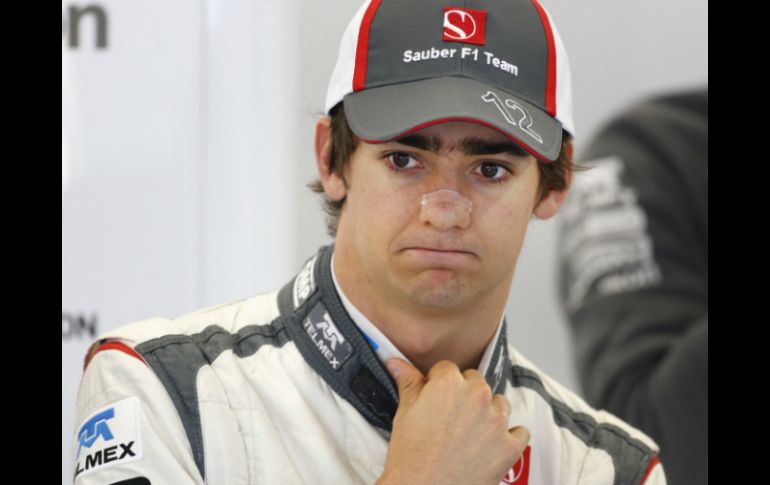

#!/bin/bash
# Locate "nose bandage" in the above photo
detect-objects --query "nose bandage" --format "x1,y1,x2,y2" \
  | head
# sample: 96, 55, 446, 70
419, 189, 472, 228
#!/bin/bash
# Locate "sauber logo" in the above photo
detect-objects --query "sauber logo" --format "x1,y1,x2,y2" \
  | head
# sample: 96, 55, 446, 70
500, 446, 532, 484
443, 7, 487, 46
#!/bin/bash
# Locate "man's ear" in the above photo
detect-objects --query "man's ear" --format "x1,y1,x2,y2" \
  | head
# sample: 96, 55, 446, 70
533, 140, 574, 220
315, 116, 347, 201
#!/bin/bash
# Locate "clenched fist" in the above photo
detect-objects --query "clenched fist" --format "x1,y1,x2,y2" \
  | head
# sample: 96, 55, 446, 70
377, 358, 530, 485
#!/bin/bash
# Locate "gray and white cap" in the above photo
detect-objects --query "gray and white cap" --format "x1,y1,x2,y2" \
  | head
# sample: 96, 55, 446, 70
325, 0, 575, 162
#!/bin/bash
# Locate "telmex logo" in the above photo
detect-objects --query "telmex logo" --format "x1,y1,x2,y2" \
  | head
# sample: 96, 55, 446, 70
443, 7, 487, 45
77, 408, 115, 459
303, 303, 354, 370
317, 312, 346, 351
74, 398, 143, 478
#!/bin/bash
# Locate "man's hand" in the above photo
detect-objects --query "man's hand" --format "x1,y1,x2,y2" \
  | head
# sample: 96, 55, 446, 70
377, 358, 530, 485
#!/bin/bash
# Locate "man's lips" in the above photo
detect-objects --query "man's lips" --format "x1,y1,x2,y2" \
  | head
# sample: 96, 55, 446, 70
409, 247, 473, 254
403, 247, 478, 262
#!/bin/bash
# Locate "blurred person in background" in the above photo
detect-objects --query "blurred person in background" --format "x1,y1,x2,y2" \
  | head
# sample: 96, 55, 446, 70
558, 87, 708, 485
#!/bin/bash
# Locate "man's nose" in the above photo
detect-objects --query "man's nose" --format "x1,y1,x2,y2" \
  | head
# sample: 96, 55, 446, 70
419, 189, 473, 231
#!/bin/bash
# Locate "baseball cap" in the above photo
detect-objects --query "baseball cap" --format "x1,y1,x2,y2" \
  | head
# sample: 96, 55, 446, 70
325, 0, 575, 162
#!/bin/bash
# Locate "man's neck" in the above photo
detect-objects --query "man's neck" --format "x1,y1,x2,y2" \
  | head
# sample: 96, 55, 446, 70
331, 246, 510, 376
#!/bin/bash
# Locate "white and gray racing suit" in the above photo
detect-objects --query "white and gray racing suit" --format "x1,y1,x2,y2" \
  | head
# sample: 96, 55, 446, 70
71, 244, 666, 484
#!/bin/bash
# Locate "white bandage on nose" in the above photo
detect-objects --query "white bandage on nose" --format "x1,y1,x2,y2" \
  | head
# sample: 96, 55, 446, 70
419, 189, 472, 229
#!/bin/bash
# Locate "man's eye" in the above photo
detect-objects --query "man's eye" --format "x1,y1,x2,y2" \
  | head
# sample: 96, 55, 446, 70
476, 162, 510, 180
387, 152, 419, 171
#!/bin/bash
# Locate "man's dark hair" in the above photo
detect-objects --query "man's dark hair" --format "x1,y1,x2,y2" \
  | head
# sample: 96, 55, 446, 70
308, 103, 578, 237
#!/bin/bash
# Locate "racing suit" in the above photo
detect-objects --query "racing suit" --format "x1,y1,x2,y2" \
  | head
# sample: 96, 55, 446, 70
72, 243, 666, 484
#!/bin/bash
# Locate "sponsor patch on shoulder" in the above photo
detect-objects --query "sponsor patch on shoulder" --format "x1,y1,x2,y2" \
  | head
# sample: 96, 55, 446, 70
74, 397, 143, 479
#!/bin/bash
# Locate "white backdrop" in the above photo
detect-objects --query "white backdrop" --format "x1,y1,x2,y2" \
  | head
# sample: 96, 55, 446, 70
62, 1, 299, 482
62, 1, 707, 483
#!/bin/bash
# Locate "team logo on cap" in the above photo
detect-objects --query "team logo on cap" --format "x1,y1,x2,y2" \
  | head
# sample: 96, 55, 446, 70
443, 7, 487, 46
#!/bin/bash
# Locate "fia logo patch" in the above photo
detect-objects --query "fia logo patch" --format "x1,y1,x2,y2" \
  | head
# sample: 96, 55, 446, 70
443, 6, 487, 46
74, 397, 143, 479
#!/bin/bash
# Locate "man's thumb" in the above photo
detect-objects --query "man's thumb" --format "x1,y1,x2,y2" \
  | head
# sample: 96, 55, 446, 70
385, 358, 423, 402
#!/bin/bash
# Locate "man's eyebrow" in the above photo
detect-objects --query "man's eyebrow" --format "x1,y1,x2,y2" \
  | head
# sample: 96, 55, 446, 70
389, 133, 530, 159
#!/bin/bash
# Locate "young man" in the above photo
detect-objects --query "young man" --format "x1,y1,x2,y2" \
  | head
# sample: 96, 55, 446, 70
72, 1, 667, 483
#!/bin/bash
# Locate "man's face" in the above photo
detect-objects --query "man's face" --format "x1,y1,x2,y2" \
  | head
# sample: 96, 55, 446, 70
335, 120, 542, 312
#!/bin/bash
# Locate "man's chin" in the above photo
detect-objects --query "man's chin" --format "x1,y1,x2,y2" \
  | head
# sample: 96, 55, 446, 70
403, 270, 468, 308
